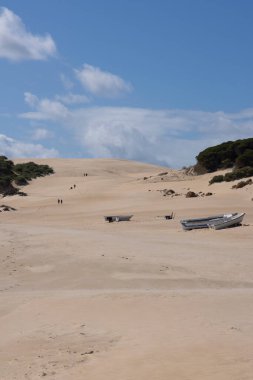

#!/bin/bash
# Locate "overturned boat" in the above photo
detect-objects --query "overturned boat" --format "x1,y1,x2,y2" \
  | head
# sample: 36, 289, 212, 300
181, 212, 245, 231
104, 215, 133, 223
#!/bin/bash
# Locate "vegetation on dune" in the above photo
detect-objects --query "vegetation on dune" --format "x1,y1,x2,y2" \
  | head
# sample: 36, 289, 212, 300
0, 156, 16, 196
0, 156, 54, 197
209, 166, 253, 184
14, 161, 54, 180
196, 138, 253, 173
193, 138, 253, 184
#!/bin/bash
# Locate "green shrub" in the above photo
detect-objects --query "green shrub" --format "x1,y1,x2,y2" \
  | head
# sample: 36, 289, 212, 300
209, 175, 224, 184
221, 158, 234, 169
14, 162, 54, 180
229, 166, 253, 180
0, 157, 54, 196
235, 149, 253, 169
224, 172, 236, 181
0, 157, 15, 193
0, 156, 14, 176
209, 167, 253, 184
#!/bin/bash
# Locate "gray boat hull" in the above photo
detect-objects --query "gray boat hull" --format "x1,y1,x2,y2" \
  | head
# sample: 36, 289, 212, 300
104, 215, 133, 223
180, 213, 243, 231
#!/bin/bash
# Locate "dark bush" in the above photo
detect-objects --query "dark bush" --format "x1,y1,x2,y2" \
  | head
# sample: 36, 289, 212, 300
0, 156, 14, 175
15, 176, 29, 186
209, 167, 253, 184
225, 167, 253, 181
235, 149, 253, 169
14, 162, 54, 179
209, 175, 224, 184
221, 158, 234, 169
2, 186, 18, 197
0, 157, 54, 196
224, 172, 236, 182
232, 179, 252, 189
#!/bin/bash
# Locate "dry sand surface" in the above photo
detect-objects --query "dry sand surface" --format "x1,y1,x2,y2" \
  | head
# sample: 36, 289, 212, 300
1, 158, 253, 380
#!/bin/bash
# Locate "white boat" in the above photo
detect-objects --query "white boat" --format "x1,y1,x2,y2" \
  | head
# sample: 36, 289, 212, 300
180, 212, 244, 231
104, 215, 133, 223
208, 212, 245, 230
180, 214, 226, 230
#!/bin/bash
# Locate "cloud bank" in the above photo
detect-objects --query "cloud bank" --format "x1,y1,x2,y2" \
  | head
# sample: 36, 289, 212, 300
0, 134, 58, 158
0, 7, 56, 61
20, 92, 253, 167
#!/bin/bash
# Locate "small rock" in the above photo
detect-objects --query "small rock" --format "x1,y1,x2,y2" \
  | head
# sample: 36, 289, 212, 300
186, 191, 198, 198
158, 172, 168, 176
81, 350, 94, 355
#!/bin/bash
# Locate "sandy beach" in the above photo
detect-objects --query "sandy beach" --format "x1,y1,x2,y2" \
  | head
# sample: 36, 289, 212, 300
1, 158, 253, 380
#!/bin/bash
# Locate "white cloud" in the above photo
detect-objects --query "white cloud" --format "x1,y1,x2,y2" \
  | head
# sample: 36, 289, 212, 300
70, 107, 253, 167
19, 92, 253, 167
0, 134, 58, 158
0, 7, 56, 61
31, 128, 53, 141
55, 93, 90, 105
24, 92, 39, 107
75, 64, 133, 97
21, 92, 70, 121
60, 73, 74, 90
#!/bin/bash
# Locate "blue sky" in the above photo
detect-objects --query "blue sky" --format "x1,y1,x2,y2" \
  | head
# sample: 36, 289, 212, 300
1, 0, 253, 167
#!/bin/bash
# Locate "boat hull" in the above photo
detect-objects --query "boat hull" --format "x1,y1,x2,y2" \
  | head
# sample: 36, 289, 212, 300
180, 213, 244, 231
180, 214, 226, 230
104, 215, 133, 223
208, 213, 245, 230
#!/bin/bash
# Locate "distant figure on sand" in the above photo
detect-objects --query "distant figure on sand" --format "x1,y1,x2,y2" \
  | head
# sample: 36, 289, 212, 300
57, 199, 60, 204
73, 184, 76, 188
61, 199, 63, 204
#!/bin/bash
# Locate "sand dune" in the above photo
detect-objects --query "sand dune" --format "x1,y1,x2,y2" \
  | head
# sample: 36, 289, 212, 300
1, 158, 253, 379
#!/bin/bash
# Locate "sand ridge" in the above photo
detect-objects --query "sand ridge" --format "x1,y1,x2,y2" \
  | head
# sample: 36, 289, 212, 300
1, 158, 253, 379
